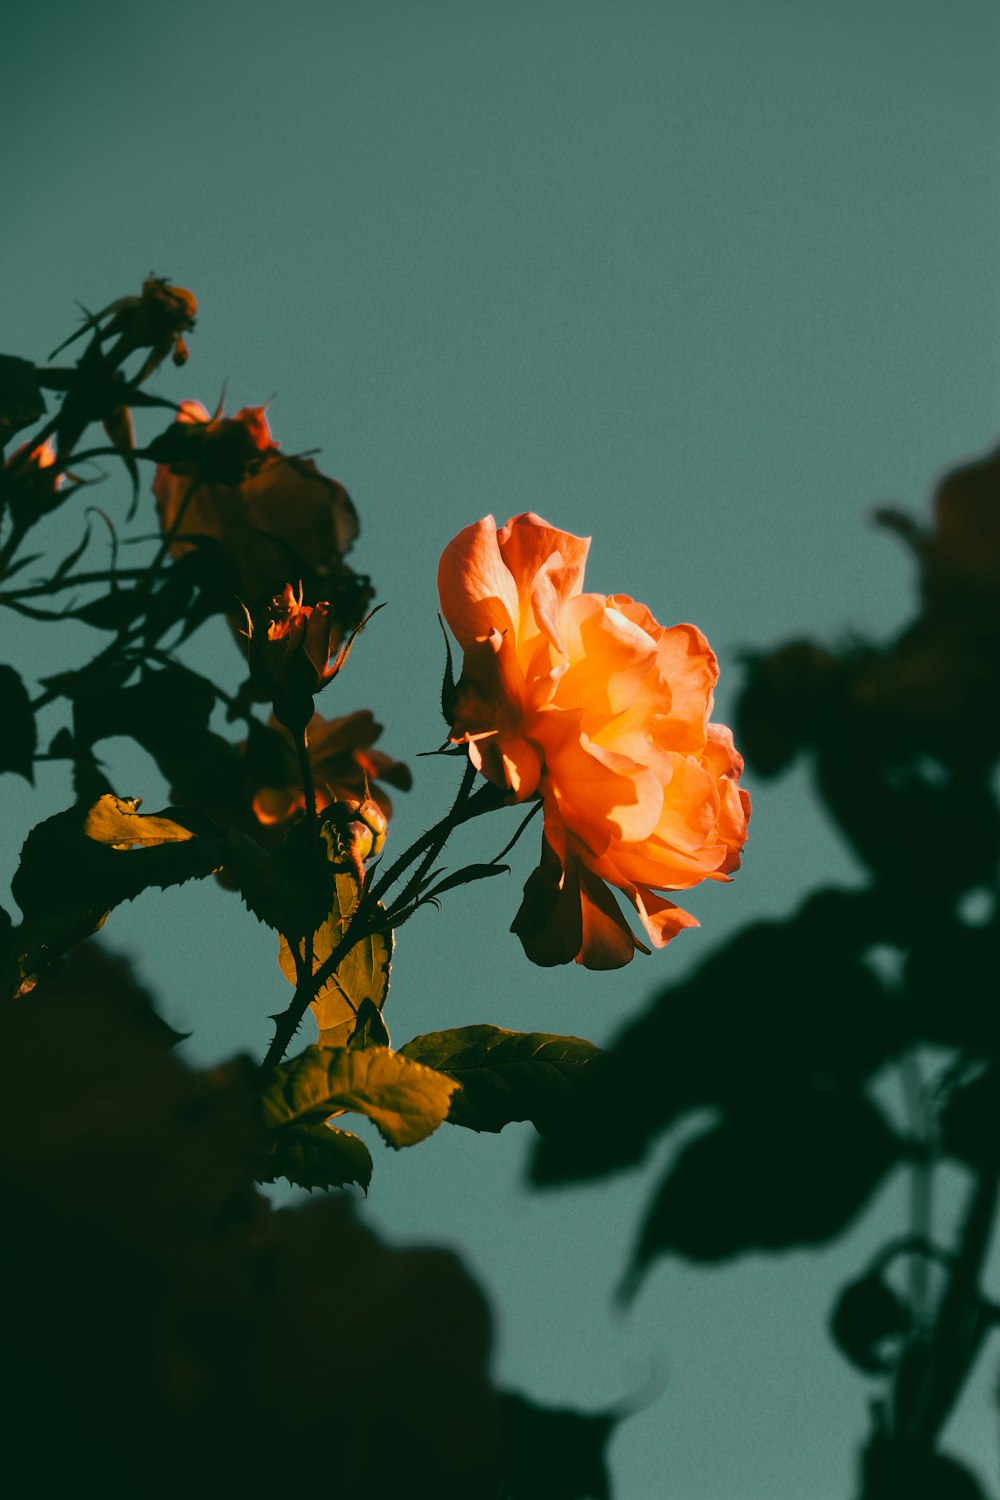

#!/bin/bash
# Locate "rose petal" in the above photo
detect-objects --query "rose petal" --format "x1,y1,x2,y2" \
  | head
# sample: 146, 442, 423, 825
577, 863, 645, 969
627, 884, 700, 948
496, 512, 590, 654
554, 594, 658, 720
438, 516, 520, 647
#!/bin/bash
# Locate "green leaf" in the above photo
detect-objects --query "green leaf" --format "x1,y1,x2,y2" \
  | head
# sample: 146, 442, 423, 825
225, 829, 332, 938
258, 1122, 373, 1192
262, 1044, 460, 1148
398, 1025, 603, 1134
0, 665, 36, 781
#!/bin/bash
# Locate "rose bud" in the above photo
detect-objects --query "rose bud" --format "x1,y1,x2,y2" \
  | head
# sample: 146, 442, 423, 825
323, 795, 389, 884
247, 584, 343, 731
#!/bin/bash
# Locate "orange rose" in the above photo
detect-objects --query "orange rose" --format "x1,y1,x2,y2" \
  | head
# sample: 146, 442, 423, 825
252, 710, 412, 827
438, 513, 751, 969
152, 401, 359, 605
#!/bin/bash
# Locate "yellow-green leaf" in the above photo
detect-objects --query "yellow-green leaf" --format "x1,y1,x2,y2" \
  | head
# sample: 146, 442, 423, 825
262, 1044, 460, 1149
83, 795, 196, 847
277, 841, 392, 1040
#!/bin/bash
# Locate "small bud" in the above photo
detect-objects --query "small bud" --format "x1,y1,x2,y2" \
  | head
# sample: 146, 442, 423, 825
247, 584, 342, 731
323, 795, 389, 883
343, 795, 388, 861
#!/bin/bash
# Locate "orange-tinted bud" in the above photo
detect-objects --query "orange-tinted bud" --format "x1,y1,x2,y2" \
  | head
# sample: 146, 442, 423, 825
341, 795, 388, 861
248, 584, 343, 731
3, 439, 63, 523
322, 794, 389, 881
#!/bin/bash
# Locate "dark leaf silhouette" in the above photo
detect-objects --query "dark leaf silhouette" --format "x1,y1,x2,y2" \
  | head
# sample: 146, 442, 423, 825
622, 1089, 901, 1290
859, 1436, 990, 1500
830, 1271, 913, 1375
532, 890, 902, 1187
400, 1025, 603, 1135
0, 354, 45, 439
0, 665, 36, 781
257, 1121, 373, 1193
10, 795, 225, 988
938, 1063, 1000, 1169
497, 1393, 622, 1500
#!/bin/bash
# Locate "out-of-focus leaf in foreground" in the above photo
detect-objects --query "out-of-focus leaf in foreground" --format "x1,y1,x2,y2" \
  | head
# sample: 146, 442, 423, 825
531, 889, 903, 1188
0, 666, 36, 781
0, 960, 508, 1498
621, 1089, 902, 1296
498, 1392, 623, 1500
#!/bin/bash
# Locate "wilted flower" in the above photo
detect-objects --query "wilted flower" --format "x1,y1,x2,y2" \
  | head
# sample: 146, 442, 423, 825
252, 710, 412, 826
50, 275, 197, 381
152, 401, 360, 606
2, 438, 63, 523
438, 513, 751, 969
4, 437, 58, 488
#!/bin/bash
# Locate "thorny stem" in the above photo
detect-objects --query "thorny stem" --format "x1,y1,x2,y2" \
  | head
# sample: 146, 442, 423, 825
296, 726, 318, 830
381, 756, 478, 917
261, 761, 508, 1069
286, 724, 320, 1055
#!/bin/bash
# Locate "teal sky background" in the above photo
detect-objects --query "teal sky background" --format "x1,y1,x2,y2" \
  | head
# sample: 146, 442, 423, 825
4, 2, 1000, 1494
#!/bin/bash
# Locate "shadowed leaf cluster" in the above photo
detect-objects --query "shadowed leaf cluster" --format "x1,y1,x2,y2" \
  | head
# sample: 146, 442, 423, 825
529, 440, 1000, 1493
0, 944, 618, 1499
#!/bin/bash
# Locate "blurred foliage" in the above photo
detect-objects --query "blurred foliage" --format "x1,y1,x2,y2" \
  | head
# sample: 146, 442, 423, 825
0, 945, 619, 1497
531, 440, 1000, 1494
